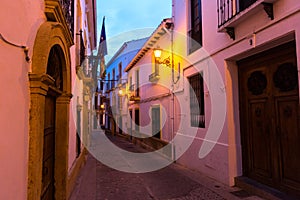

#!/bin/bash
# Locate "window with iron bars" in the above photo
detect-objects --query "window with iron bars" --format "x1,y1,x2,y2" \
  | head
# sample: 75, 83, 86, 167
189, 73, 205, 128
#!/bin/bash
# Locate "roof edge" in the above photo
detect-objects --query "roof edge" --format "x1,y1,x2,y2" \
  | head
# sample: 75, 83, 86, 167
124, 18, 173, 72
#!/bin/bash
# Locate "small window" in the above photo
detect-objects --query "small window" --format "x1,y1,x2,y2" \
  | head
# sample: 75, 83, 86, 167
112, 69, 115, 89
118, 96, 122, 109
136, 70, 140, 97
118, 62, 122, 79
107, 73, 110, 90
189, 73, 205, 128
189, 0, 202, 53
129, 76, 133, 91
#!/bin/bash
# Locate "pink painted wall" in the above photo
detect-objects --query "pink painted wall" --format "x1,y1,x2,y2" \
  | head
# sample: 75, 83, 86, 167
0, 0, 45, 199
172, 0, 300, 186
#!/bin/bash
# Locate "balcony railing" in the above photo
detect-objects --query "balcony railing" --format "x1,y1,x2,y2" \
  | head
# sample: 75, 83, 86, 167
217, 0, 258, 27
59, 0, 74, 35
129, 84, 140, 102
217, 0, 275, 28
217, 0, 275, 40
149, 71, 160, 82
129, 84, 135, 92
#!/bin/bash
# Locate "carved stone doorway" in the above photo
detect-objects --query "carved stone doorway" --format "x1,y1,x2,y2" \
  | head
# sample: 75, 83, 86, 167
28, 22, 72, 200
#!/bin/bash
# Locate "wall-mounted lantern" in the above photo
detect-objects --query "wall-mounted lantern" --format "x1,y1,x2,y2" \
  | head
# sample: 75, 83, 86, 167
100, 104, 105, 109
153, 47, 171, 67
153, 47, 180, 84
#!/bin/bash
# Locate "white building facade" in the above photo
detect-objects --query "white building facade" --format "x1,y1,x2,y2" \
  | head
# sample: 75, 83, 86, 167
103, 38, 148, 135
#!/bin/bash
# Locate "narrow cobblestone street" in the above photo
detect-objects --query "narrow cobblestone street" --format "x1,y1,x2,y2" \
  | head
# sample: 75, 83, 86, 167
69, 130, 264, 200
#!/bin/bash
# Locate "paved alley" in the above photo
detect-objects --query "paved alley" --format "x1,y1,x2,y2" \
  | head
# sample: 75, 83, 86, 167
69, 130, 265, 200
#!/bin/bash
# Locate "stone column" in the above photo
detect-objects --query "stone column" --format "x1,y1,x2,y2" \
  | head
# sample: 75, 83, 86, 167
27, 73, 52, 200
55, 93, 72, 200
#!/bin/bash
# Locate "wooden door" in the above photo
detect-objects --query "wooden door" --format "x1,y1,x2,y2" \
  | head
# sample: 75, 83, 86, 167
41, 94, 56, 200
119, 116, 122, 134
238, 41, 300, 197
129, 110, 133, 138
76, 109, 81, 157
135, 109, 140, 132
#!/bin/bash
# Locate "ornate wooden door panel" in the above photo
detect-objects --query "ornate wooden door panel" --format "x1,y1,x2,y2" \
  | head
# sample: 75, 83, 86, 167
273, 61, 300, 194
247, 98, 272, 182
238, 41, 300, 197
240, 66, 274, 185
276, 96, 300, 190
41, 94, 56, 200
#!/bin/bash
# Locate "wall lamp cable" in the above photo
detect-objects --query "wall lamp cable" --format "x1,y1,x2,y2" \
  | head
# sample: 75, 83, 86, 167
0, 33, 30, 62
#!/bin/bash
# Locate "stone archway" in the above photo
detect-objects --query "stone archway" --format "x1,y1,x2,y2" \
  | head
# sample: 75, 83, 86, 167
28, 21, 72, 200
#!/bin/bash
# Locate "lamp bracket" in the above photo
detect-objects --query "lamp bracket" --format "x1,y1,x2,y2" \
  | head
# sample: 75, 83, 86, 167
0, 33, 30, 62
157, 56, 171, 67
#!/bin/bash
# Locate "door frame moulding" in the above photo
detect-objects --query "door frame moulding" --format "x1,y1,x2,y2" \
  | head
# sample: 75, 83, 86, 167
225, 32, 296, 187
27, 21, 72, 200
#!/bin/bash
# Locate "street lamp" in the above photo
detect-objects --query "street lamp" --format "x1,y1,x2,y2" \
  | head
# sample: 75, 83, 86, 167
118, 89, 124, 96
153, 47, 171, 67
153, 48, 162, 58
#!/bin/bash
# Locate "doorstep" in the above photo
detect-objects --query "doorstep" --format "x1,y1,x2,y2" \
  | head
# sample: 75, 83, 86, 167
235, 176, 298, 200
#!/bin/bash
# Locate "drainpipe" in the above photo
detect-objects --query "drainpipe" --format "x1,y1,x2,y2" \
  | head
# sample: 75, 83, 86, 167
171, 0, 175, 161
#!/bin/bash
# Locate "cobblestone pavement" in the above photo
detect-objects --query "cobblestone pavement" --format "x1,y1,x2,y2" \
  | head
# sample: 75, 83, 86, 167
70, 130, 265, 200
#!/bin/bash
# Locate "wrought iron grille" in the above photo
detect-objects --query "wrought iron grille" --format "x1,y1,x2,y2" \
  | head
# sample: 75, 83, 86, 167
129, 84, 135, 92
59, 0, 74, 35
149, 71, 160, 81
217, 0, 257, 27
189, 73, 205, 128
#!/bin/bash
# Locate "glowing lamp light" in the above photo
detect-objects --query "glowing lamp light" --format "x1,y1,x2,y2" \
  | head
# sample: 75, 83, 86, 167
100, 104, 104, 109
153, 48, 162, 58
118, 89, 123, 96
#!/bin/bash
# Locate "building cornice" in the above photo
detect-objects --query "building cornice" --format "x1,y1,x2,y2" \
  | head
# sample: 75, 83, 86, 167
44, 0, 74, 47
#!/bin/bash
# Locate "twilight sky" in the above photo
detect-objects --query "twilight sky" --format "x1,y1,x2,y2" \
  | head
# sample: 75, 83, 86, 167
96, 0, 172, 62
